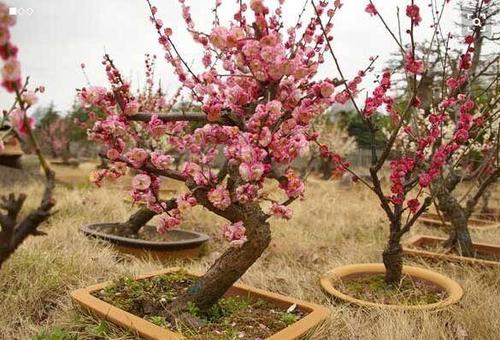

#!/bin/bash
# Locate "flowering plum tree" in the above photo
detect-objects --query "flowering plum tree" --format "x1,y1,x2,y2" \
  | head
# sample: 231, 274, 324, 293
315, 0, 498, 283
380, 0, 499, 257
83, 0, 346, 320
0, 2, 55, 269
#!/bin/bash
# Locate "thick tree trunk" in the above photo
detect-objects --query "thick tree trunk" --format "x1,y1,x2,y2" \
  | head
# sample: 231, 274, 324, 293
382, 220, 403, 285
120, 207, 156, 235
480, 188, 491, 214
437, 190, 474, 257
320, 158, 333, 180
443, 212, 474, 257
167, 202, 271, 316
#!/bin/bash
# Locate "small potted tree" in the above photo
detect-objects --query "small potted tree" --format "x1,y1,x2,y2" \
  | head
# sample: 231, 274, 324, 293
78, 54, 209, 260
70, 0, 346, 337
375, 1, 500, 265
0, 2, 56, 270
317, 0, 492, 309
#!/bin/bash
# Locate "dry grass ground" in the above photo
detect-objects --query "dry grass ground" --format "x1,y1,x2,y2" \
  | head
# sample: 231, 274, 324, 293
1, 165, 499, 340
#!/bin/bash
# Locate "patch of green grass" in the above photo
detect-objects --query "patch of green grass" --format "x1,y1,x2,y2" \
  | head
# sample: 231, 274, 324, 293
150, 316, 168, 327
30, 328, 73, 340
186, 301, 201, 317
88, 320, 110, 337
279, 312, 299, 326
206, 296, 253, 321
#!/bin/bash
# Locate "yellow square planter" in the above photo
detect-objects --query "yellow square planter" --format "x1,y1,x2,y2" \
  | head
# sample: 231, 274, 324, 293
71, 268, 329, 339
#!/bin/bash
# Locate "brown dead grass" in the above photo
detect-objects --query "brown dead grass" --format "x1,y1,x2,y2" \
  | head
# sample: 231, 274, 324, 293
0, 167, 499, 339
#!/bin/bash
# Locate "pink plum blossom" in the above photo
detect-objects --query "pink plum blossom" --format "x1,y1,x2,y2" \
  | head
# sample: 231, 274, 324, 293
208, 185, 231, 210
132, 174, 152, 191
269, 203, 292, 220
125, 148, 148, 168
151, 151, 174, 170
365, 3, 377, 16
222, 221, 247, 247
9, 108, 34, 138
157, 212, 181, 234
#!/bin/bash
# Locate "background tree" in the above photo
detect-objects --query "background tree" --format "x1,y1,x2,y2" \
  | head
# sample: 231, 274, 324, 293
35, 105, 73, 161
301, 111, 357, 179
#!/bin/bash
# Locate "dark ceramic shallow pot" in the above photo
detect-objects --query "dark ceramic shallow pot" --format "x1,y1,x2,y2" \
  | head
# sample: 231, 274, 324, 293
80, 223, 209, 260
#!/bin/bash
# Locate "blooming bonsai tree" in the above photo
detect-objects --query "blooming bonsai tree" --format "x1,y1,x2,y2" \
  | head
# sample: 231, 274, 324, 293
382, 0, 499, 256
83, 0, 345, 321
314, 0, 498, 283
80, 54, 185, 235
0, 2, 55, 269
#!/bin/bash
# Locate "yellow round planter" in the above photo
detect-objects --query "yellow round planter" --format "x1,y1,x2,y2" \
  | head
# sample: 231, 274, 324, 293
320, 263, 463, 311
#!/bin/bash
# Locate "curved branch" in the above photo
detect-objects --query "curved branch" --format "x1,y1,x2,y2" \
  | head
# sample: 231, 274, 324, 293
0, 171, 55, 269
129, 111, 243, 129
466, 168, 500, 213
104, 154, 187, 182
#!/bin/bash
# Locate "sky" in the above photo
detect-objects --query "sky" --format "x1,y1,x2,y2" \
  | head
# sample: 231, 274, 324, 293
0, 0, 469, 114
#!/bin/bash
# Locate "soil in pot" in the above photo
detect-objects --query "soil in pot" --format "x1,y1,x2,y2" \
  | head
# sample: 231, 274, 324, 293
92, 270, 306, 339
336, 273, 446, 306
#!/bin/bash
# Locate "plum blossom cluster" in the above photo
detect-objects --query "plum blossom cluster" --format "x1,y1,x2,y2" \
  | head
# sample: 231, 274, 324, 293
405, 52, 424, 75
380, 31, 489, 214
83, 0, 347, 246
0, 3, 19, 93
222, 221, 247, 247
405, 4, 422, 26
325, 2, 493, 219
0, 2, 42, 143
363, 71, 392, 118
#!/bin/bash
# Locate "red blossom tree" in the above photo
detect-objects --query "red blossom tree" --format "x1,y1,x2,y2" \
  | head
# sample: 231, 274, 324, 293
38, 116, 72, 161
376, 0, 499, 257
314, 0, 498, 283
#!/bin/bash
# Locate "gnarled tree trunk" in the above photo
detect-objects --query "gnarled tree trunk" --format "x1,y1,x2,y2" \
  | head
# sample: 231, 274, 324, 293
167, 202, 271, 316
443, 214, 474, 257
120, 207, 156, 235
436, 189, 474, 257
